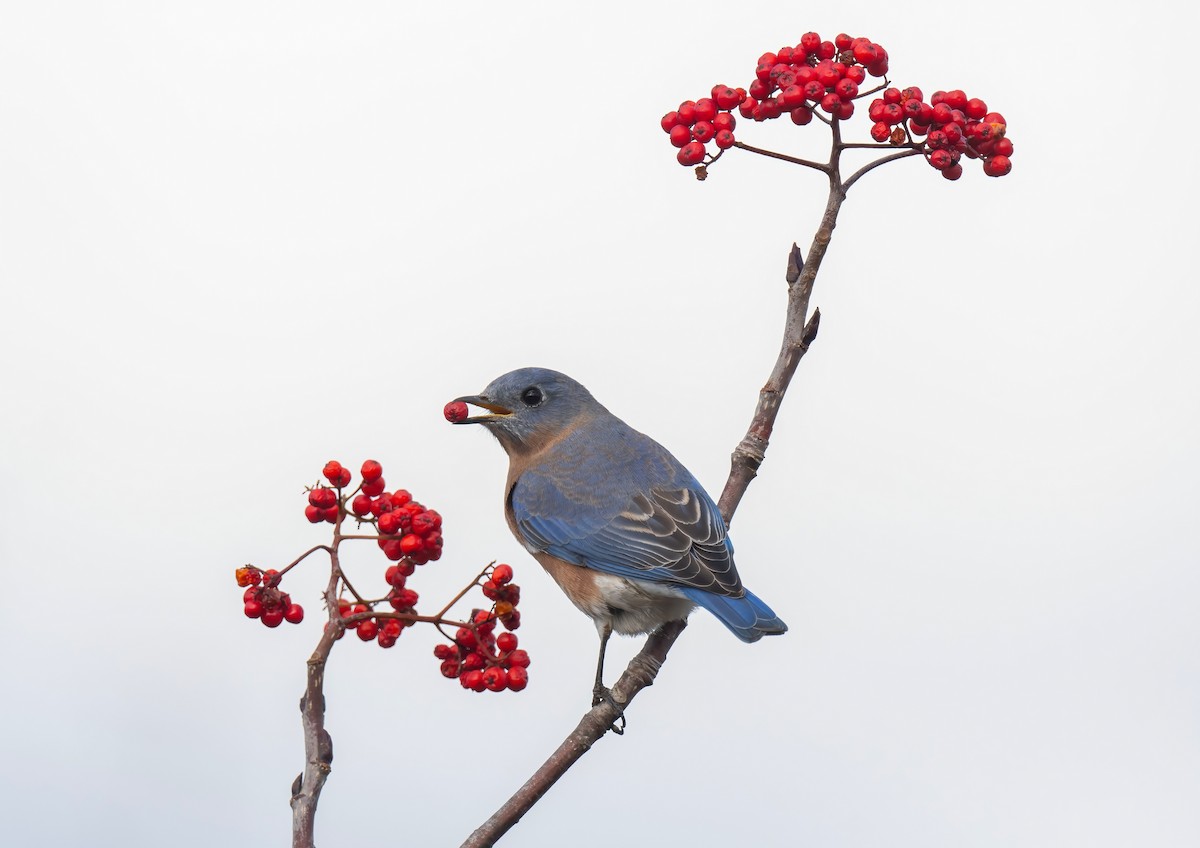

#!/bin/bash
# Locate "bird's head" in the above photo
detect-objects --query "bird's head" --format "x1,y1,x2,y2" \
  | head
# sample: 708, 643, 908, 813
450, 367, 604, 456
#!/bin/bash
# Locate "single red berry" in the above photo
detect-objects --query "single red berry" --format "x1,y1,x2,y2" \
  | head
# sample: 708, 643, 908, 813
901, 86, 924, 103
440, 659, 461, 678
676, 141, 705, 166
380, 538, 404, 560
866, 59, 888, 77
378, 511, 404, 535
322, 507, 339, 523
381, 618, 403, 638
780, 84, 805, 108
691, 121, 715, 144
507, 666, 529, 691
834, 79, 858, 101
308, 487, 337, 509
361, 460, 383, 483
244, 600, 264, 619
361, 477, 386, 497
496, 632, 518, 652
456, 627, 478, 651
501, 609, 521, 630
819, 92, 841, 114
304, 505, 323, 523
852, 41, 879, 65
322, 461, 344, 485
817, 40, 836, 60
799, 32, 821, 54
714, 86, 741, 110
943, 89, 968, 110
351, 494, 372, 517
844, 65, 866, 84
983, 155, 1012, 177
377, 633, 397, 649
434, 643, 459, 660
931, 103, 954, 125
668, 124, 691, 148
882, 103, 904, 125
929, 149, 953, 170
261, 608, 284, 628
712, 112, 736, 133
483, 667, 508, 692
676, 101, 697, 125
284, 604, 304, 624
461, 670, 486, 692
462, 652, 485, 672
384, 565, 407, 588
738, 96, 757, 118
993, 138, 1013, 157
491, 564, 514, 585
835, 32, 854, 50
748, 78, 773, 101
660, 111, 682, 133
693, 98, 717, 123
357, 620, 378, 641
870, 122, 890, 142
507, 649, 531, 668
942, 163, 964, 181
443, 401, 470, 423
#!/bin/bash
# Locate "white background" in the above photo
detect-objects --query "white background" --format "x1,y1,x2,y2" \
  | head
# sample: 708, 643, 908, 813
2, 2, 1197, 846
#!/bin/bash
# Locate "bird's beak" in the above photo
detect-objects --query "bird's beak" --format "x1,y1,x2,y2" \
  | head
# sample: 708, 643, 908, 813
452, 395, 514, 424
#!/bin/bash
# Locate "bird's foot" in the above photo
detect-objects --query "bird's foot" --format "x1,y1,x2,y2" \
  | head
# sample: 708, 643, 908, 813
592, 684, 627, 736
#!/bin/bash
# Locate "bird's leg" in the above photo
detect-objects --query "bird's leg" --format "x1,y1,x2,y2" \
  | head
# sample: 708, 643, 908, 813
591, 623, 612, 706
591, 623, 626, 735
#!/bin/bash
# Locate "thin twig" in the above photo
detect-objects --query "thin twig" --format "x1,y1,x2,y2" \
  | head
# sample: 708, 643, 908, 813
842, 148, 923, 192
733, 141, 830, 173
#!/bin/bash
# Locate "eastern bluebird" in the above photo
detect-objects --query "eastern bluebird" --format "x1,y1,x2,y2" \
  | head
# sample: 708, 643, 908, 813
451, 367, 787, 701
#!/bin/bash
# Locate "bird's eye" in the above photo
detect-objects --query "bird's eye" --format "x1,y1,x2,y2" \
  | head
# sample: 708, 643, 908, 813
520, 386, 544, 407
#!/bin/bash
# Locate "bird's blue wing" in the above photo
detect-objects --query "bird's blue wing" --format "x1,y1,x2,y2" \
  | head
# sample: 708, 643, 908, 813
509, 420, 744, 597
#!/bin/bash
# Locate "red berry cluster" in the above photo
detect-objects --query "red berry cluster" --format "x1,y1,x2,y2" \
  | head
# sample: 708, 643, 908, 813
434, 564, 529, 693
868, 86, 1011, 179
322, 459, 445, 565
663, 32, 890, 166
333, 598, 411, 649
662, 31, 1011, 178
237, 566, 305, 627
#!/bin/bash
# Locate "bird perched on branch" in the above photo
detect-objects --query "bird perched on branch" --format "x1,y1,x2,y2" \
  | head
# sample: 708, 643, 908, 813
449, 367, 786, 705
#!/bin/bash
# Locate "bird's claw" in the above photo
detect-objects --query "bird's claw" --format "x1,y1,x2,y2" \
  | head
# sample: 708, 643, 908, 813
592, 684, 627, 736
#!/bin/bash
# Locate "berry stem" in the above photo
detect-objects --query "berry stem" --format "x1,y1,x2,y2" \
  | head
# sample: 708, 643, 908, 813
276, 544, 334, 578
434, 562, 495, 621
732, 141, 830, 173
841, 148, 924, 192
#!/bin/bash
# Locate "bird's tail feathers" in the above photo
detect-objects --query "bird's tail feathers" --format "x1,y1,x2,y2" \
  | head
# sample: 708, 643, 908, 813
683, 587, 788, 643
